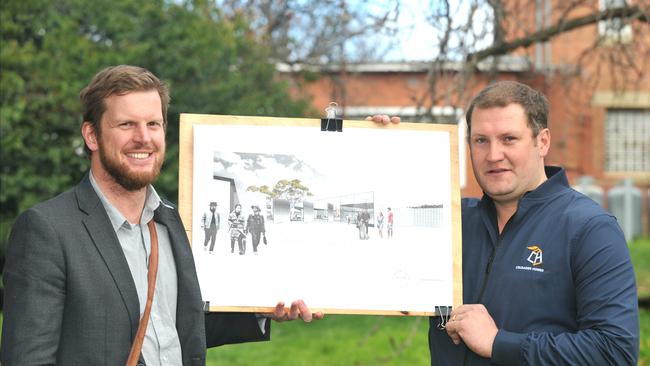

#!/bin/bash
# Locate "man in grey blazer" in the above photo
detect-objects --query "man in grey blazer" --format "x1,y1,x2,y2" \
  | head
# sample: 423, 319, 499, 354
1, 65, 321, 365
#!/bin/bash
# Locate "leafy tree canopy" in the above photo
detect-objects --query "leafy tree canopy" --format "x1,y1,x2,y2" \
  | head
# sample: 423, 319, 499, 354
247, 178, 313, 205
0, 0, 311, 250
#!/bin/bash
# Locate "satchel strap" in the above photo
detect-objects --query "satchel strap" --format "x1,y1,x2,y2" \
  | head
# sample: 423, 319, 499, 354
126, 220, 159, 366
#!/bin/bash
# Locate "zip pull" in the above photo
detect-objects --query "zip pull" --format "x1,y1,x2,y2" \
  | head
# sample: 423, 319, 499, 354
485, 253, 494, 274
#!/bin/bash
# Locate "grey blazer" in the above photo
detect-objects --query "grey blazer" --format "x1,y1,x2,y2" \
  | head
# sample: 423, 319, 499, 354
1, 174, 268, 365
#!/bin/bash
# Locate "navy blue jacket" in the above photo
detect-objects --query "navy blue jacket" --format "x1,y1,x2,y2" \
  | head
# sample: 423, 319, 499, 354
429, 166, 639, 365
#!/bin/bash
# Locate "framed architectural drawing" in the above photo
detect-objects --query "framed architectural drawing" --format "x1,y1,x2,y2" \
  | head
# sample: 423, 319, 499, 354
178, 114, 462, 316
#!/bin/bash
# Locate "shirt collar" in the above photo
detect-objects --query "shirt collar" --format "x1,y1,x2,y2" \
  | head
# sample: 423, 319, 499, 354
89, 170, 162, 231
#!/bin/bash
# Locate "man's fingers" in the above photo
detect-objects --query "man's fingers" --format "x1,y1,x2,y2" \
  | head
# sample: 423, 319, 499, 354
301, 310, 313, 323
288, 300, 302, 320
366, 115, 392, 125
293, 299, 312, 322
274, 302, 285, 314
390, 116, 401, 124
299, 300, 314, 322
270, 300, 323, 323
272, 302, 286, 321
446, 323, 462, 344
377, 115, 391, 124
446, 313, 462, 345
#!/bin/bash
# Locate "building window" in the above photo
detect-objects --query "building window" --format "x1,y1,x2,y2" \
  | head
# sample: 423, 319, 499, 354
598, 0, 633, 43
605, 109, 650, 172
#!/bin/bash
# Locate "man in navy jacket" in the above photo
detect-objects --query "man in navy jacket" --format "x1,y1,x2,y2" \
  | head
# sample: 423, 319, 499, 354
372, 81, 639, 365
432, 81, 639, 365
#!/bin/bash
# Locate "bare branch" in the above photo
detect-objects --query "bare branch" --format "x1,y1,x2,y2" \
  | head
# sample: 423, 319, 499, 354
469, 5, 649, 63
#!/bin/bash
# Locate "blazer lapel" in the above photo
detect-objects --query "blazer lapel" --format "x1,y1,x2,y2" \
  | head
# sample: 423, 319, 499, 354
154, 204, 201, 298
154, 203, 204, 344
75, 174, 140, 337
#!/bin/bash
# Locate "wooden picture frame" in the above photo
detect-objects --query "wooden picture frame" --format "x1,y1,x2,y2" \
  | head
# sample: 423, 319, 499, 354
179, 113, 462, 316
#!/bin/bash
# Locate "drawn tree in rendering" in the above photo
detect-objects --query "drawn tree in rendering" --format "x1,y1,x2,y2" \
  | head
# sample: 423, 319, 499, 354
247, 178, 314, 207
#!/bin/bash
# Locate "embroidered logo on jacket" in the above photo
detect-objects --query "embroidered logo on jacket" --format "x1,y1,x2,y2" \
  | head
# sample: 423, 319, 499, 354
526, 245, 543, 266
515, 245, 545, 273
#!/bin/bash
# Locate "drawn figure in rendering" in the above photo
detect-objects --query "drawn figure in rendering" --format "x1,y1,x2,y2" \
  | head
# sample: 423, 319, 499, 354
387, 207, 394, 238
247, 205, 266, 255
377, 212, 384, 238
201, 201, 220, 254
358, 209, 370, 240
228, 204, 246, 255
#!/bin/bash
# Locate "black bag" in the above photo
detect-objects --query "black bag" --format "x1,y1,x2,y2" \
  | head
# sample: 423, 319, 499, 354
263, 234, 268, 245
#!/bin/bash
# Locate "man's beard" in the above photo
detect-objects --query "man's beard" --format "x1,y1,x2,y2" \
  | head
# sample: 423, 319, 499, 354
98, 141, 164, 191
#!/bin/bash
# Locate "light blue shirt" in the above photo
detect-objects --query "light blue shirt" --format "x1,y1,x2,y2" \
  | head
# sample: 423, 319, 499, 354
90, 172, 182, 366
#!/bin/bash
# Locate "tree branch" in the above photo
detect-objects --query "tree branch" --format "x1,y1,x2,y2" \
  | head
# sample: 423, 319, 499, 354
468, 5, 648, 63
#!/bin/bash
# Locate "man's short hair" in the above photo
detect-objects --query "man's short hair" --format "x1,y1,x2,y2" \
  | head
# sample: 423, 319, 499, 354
465, 81, 549, 138
79, 65, 170, 154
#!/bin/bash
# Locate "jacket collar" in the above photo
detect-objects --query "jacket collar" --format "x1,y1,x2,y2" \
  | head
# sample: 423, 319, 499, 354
523, 165, 568, 198
480, 166, 569, 206
478, 166, 570, 240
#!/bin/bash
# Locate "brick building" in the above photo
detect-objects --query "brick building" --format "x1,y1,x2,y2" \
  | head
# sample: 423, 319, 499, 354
279, 1, 649, 235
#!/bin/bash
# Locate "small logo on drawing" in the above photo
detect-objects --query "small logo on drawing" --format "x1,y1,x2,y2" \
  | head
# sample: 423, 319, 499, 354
526, 246, 543, 266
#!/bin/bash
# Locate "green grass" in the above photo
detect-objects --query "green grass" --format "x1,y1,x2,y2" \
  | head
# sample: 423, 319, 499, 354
209, 312, 650, 366
630, 237, 650, 298
631, 237, 650, 365
641, 309, 650, 366
208, 315, 430, 366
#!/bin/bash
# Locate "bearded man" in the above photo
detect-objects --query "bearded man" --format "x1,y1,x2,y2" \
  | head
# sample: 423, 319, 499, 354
1, 65, 321, 366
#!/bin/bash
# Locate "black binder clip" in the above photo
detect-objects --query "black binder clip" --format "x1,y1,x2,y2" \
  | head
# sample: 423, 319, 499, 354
435, 305, 452, 330
203, 301, 210, 313
321, 102, 343, 132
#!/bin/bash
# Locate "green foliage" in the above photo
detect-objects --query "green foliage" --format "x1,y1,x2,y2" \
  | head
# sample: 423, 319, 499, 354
246, 184, 273, 196
0, 0, 310, 252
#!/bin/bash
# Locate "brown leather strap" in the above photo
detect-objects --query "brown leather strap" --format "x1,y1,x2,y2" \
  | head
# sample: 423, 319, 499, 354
126, 220, 159, 366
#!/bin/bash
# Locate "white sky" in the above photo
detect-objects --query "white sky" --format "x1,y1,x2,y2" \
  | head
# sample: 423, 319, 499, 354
384, 1, 439, 61
374, 1, 492, 61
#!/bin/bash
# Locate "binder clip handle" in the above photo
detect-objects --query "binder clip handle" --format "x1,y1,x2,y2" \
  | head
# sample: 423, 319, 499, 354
435, 305, 452, 330
321, 102, 342, 132
325, 102, 337, 119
